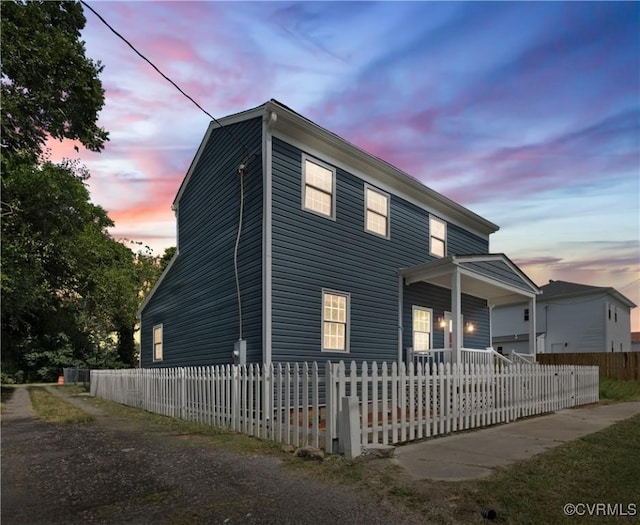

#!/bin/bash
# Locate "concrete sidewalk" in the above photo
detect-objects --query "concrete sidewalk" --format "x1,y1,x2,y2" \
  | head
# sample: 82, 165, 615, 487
393, 402, 640, 481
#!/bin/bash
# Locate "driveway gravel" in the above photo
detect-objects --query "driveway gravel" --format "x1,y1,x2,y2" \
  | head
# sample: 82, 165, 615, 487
1, 386, 425, 525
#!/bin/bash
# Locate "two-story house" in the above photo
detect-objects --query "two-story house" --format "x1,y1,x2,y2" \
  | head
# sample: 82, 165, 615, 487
139, 100, 539, 368
492, 280, 636, 354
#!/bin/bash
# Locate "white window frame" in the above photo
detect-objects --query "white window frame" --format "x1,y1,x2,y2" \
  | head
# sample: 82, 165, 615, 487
364, 184, 390, 238
412, 306, 433, 352
429, 215, 447, 258
321, 289, 350, 353
153, 324, 163, 362
301, 154, 336, 220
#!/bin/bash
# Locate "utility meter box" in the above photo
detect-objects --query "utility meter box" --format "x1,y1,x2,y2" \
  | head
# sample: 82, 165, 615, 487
233, 339, 246, 365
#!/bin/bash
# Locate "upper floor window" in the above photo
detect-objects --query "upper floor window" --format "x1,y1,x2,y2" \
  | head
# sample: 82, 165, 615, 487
365, 185, 390, 238
302, 155, 335, 219
153, 324, 163, 362
322, 290, 349, 352
524, 308, 529, 322
429, 216, 446, 258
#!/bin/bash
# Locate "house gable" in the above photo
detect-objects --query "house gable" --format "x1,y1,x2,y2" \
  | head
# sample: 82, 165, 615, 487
140, 117, 263, 367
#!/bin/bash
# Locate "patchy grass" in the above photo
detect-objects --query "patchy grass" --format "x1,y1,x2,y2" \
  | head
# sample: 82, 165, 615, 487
463, 414, 640, 524
599, 377, 640, 402
85, 393, 640, 524
29, 387, 94, 424
53, 384, 88, 395
88, 396, 284, 457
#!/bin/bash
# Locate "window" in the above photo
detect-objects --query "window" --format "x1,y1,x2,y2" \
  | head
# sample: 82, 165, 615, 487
429, 216, 446, 257
153, 324, 163, 362
302, 155, 335, 219
412, 306, 432, 352
365, 186, 389, 238
322, 290, 349, 352
524, 308, 529, 321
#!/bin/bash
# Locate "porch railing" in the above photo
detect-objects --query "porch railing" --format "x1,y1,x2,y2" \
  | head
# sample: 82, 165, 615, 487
410, 347, 513, 367
511, 351, 537, 364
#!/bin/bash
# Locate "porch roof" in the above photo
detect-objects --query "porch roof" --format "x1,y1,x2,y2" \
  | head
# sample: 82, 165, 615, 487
400, 254, 540, 306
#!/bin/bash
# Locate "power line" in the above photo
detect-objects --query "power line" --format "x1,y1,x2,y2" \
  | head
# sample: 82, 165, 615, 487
81, 0, 250, 155
619, 278, 640, 292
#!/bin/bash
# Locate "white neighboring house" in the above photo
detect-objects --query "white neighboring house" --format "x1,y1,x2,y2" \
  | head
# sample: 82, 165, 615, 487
492, 280, 636, 355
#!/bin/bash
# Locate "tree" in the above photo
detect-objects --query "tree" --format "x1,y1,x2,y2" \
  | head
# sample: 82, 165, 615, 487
1, 158, 155, 377
0, 0, 120, 380
1, 0, 108, 163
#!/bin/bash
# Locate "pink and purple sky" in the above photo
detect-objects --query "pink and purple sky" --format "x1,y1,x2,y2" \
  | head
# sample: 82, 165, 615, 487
49, 1, 639, 330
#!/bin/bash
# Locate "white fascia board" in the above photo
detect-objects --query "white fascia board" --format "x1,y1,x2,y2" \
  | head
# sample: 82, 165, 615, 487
401, 259, 455, 285
173, 104, 268, 210
457, 265, 538, 299
137, 252, 179, 317
262, 111, 274, 366
455, 254, 541, 295
266, 101, 498, 239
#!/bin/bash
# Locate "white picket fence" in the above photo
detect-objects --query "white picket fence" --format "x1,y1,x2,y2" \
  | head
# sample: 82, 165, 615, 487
90, 361, 599, 455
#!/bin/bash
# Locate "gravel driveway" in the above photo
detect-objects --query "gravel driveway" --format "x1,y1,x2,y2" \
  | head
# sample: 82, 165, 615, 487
1, 386, 425, 525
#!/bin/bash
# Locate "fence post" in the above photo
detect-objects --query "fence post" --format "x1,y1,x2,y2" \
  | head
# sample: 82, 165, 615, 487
325, 361, 337, 454
180, 367, 186, 420
339, 396, 362, 459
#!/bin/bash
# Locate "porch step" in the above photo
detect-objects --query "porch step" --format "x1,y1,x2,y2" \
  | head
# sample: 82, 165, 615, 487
361, 443, 396, 459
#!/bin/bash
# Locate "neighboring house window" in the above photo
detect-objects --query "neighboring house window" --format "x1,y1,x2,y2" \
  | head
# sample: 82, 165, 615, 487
322, 290, 349, 352
364, 185, 390, 238
615, 308, 617, 323
524, 308, 529, 321
302, 155, 335, 219
153, 324, 163, 362
412, 306, 432, 352
429, 216, 446, 257
608, 306, 611, 320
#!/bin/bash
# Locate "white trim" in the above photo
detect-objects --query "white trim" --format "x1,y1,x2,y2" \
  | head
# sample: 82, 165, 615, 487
265, 98, 498, 236
458, 266, 538, 299
398, 273, 403, 364
137, 252, 179, 316
173, 101, 498, 238
321, 289, 351, 353
364, 183, 390, 239
301, 154, 337, 221
429, 215, 447, 258
272, 128, 493, 240
412, 305, 433, 352
152, 323, 163, 362
173, 105, 266, 209
262, 112, 274, 366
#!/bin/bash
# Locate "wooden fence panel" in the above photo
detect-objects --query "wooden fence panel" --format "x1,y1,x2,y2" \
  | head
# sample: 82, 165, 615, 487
538, 352, 639, 381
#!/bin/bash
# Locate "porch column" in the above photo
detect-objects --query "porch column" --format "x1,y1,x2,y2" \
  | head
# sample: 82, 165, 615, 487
451, 269, 462, 364
529, 295, 536, 358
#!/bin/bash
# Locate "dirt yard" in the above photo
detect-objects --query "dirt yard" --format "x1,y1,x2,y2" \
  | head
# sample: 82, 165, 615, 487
2, 386, 430, 525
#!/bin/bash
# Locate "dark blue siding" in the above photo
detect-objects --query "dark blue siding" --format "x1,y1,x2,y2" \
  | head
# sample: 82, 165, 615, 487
402, 283, 490, 352
141, 118, 263, 367
271, 138, 490, 364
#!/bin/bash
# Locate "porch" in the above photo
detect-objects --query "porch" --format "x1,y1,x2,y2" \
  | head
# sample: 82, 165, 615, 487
399, 254, 540, 366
